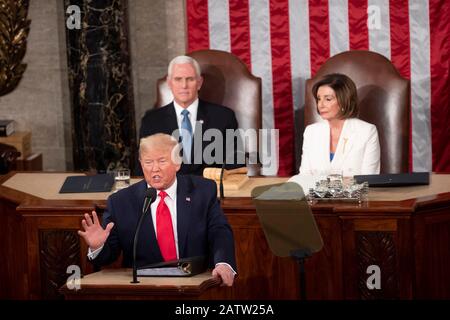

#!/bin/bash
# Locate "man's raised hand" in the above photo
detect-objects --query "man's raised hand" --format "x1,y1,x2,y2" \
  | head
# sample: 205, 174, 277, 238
78, 211, 114, 250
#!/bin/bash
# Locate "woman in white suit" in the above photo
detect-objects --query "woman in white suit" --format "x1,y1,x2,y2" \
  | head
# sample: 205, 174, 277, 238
299, 73, 380, 176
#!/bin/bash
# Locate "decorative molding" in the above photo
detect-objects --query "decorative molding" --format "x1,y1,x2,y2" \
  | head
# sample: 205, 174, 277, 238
39, 230, 81, 299
356, 231, 399, 299
0, 0, 30, 96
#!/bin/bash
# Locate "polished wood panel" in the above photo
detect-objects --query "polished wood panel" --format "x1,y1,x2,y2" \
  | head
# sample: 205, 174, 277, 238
12, 153, 43, 171
1, 172, 450, 299
39, 230, 81, 299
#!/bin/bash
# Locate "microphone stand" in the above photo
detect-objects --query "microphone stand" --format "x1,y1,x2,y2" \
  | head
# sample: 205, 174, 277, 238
131, 188, 156, 283
291, 249, 312, 300
219, 162, 225, 200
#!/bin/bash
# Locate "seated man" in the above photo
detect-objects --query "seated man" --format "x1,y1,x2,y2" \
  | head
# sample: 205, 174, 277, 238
136, 55, 244, 176
78, 133, 237, 286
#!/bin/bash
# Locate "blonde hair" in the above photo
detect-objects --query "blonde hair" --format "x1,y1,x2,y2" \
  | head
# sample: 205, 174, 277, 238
139, 133, 182, 164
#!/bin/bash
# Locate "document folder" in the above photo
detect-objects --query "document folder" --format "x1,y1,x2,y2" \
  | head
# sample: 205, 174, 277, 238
354, 172, 430, 187
59, 174, 114, 193
137, 256, 206, 277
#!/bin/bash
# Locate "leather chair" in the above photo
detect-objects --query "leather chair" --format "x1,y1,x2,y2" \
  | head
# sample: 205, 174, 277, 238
155, 49, 262, 159
0, 143, 21, 174
303, 50, 410, 173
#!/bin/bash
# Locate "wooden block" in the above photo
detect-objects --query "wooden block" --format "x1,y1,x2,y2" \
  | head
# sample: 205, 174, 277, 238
13, 153, 43, 171
0, 131, 31, 160
221, 174, 249, 191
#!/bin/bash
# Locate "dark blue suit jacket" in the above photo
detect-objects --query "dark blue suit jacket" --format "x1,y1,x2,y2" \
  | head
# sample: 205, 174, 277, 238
93, 174, 237, 271
136, 99, 244, 176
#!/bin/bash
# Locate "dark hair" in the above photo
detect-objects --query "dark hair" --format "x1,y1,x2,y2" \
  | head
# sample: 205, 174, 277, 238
312, 73, 358, 119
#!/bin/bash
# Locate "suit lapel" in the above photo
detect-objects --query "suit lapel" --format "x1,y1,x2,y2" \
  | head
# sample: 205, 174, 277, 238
134, 180, 163, 263
176, 175, 192, 258
132, 180, 148, 219
196, 100, 208, 130
191, 100, 208, 167
318, 121, 331, 172
166, 103, 180, 139
332, 119, 355, 170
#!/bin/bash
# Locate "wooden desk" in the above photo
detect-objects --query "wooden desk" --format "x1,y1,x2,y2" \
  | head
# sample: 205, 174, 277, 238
60, 269, 222, 300
1, 172, 450, 300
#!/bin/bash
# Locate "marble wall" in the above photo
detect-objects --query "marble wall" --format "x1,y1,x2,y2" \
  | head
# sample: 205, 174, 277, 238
0, 0, 186, 171
65, 0, 137, 172
128, 0, 186, 135
0, 0, 72, 171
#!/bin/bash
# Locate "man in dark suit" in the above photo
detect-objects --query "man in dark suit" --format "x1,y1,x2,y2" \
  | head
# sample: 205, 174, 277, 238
78, 133, 236, 286
136, 55, 244, 176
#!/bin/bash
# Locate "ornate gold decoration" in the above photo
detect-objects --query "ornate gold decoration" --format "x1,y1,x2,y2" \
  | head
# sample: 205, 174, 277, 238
0, 0, 30, 96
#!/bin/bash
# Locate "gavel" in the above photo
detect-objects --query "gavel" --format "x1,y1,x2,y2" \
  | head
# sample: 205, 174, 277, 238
203, 167, 248, 181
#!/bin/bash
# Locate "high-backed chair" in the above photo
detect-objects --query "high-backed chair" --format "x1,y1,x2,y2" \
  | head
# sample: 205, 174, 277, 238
155, 49, 262, 158
303, 50, 410, 173
0, 143, 21, 174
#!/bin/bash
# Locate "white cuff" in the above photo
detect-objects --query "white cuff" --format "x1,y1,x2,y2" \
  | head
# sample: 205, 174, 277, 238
87, 245, 104, 260
215, 262, 237, 276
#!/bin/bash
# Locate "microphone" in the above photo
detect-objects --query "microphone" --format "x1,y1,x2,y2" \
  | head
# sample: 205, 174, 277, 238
131, 187, 157, 283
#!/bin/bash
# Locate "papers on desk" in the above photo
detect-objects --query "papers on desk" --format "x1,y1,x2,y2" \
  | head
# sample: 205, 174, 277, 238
137, 267, 189, 277
59, 174, 114, 193
137, 256, 206, 277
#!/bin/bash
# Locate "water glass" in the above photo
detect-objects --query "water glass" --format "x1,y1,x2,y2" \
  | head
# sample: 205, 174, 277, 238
114, 169, 130, 191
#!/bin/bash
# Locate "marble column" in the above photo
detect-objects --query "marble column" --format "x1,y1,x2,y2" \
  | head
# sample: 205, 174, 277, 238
65, 0, 136, 172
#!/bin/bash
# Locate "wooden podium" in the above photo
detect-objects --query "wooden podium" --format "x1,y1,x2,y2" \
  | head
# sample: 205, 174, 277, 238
1, 172, 450, 299
60, 269, 222, 300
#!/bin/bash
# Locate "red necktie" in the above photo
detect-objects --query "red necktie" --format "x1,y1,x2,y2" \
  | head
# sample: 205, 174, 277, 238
156, 191, 177, 261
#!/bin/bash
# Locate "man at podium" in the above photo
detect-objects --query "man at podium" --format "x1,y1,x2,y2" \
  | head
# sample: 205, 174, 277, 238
78, 133, 237, 286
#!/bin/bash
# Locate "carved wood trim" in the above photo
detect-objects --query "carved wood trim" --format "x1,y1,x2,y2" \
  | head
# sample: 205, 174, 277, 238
0, 0, 30, 96
39, 230, 81, 299
356, 231, 399, 299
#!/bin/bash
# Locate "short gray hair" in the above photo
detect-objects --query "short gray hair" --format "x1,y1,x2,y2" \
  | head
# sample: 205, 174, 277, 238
167, 55, 201, 78
139, 133, 182, 164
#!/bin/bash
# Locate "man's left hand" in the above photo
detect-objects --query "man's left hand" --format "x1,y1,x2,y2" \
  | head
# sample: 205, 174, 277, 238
212, 264, 235, 286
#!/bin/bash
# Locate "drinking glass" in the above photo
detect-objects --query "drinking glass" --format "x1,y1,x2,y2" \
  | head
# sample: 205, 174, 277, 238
114, 169, 130, 191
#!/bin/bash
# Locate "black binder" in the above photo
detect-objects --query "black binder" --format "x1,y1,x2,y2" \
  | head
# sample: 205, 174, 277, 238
137, 256, 206, 277
354, 172, 430, 187
59, 174, 114, 193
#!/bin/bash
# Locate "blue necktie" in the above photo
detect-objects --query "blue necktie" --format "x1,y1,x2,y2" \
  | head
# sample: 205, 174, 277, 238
181, 109, 193, 162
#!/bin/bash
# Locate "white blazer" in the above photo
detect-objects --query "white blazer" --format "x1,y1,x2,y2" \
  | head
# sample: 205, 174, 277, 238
299, 118, 380, 176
